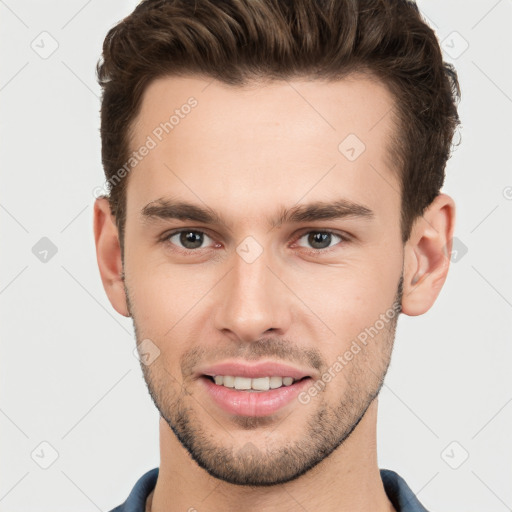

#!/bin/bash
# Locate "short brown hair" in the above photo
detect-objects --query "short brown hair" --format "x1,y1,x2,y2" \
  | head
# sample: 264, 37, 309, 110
97, 0, 460, 248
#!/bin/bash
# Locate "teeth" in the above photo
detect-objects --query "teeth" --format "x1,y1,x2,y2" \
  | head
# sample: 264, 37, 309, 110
222, 375, 235, 388
269, 376, 283, 388
211, 375, 298, 391
252, 377, 270, 390
234, 376, 252, 390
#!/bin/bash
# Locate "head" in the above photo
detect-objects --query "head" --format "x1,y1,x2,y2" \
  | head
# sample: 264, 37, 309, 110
94, 0, 459, 486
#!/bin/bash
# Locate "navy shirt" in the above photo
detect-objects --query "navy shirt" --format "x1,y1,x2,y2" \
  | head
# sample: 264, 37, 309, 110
109, 467, 429, 511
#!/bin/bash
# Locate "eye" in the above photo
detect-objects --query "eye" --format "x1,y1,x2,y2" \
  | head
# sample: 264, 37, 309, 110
164, 230, 215, 251
294, 230, 346, 252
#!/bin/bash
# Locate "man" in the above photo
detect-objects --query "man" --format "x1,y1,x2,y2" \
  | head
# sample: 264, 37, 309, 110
93, 0, 460, 510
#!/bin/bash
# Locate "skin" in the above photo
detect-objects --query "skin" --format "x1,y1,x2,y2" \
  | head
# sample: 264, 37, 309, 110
94, 74, 455, 511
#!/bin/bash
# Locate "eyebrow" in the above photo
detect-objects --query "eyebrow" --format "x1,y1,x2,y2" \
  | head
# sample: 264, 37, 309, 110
141, 197, 374, 229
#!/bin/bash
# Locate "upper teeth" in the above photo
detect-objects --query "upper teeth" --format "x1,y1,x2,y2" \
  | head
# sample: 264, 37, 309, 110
213, 375, 295, 391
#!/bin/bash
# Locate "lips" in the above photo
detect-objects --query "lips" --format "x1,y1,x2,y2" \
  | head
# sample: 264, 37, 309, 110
196, 360, 314, 417
197, 360, 312, 380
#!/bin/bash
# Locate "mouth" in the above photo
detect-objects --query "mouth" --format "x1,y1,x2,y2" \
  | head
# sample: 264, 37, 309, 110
203, 374, 310, 391
195, 360, 315, 417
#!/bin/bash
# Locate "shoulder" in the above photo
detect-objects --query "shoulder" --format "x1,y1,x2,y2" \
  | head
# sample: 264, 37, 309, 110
109, 467, 159, 512
380, 469, 430, 512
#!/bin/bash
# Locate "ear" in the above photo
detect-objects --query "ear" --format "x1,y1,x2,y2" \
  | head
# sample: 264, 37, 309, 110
401, 193, 456, 316
93, 197, 129, 317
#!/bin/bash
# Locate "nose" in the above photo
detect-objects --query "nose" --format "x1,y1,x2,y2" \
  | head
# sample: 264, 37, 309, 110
213, 245, 293, 343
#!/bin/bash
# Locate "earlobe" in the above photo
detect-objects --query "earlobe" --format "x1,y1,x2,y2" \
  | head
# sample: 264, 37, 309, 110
401, 193, 456, 316
93, 197, 130, 317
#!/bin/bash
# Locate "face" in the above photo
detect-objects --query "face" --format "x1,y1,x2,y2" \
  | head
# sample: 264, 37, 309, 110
122, 74, 404, 485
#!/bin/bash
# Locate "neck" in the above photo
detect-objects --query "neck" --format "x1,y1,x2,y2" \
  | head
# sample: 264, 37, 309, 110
149, 399, 394, 512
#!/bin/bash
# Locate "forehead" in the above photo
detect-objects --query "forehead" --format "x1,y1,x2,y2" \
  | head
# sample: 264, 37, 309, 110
126, 74, 400, 226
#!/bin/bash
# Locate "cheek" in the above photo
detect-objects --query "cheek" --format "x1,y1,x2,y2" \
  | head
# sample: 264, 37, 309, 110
292, 259, 401, 369
300, 260, 399, 327
126, 257, 220, 344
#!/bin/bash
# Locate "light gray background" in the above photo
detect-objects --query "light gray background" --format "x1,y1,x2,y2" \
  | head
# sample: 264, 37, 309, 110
1, 1, 511, 510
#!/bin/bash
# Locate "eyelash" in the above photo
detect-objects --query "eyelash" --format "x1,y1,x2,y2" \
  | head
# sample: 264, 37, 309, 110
159, 229, 350, 256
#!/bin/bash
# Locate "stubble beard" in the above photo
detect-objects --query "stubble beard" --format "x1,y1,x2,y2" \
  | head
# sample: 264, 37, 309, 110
126, 275, 403, 486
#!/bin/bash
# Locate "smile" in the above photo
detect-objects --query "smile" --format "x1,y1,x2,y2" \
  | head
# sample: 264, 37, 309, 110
201, 375, 312, 416
210, 375, 298, 391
